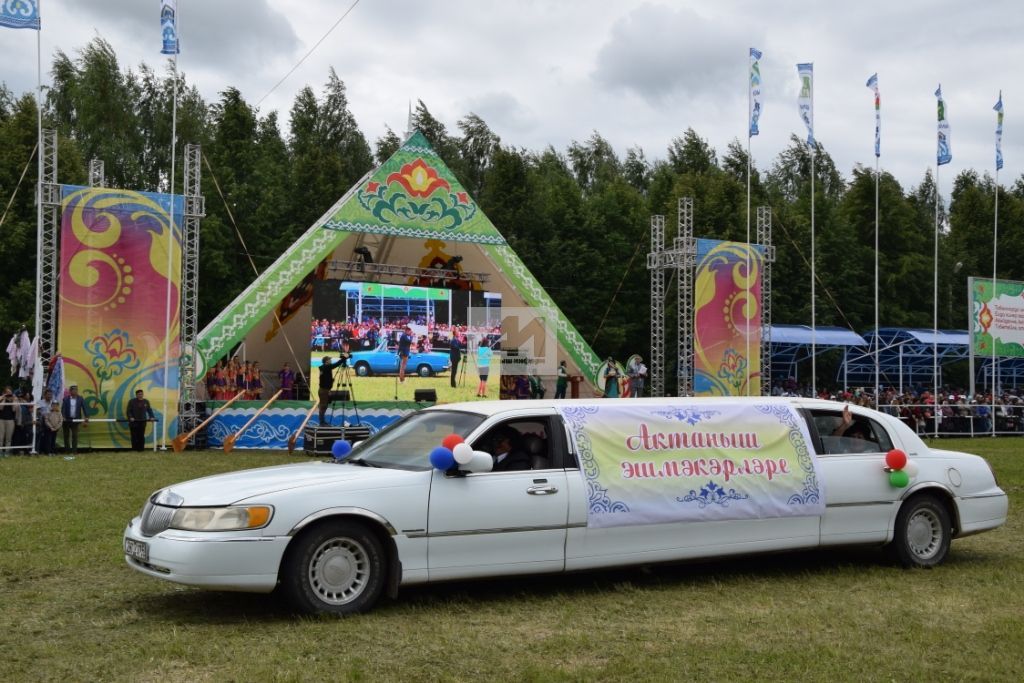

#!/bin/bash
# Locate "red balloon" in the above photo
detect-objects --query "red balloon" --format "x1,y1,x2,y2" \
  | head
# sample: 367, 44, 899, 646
885, 449, 907, 471
441, 433, 464, 450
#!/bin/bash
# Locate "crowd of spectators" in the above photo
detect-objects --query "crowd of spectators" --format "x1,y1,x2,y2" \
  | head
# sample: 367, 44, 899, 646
771, 378, 1024, 434
310, 317, 501, 354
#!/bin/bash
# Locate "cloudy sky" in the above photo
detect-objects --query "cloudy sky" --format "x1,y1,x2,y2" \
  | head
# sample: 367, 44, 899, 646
3, 0, 1020, 199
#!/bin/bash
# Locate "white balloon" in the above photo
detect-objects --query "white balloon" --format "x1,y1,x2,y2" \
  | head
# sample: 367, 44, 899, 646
903, 460, 920, 478
452, 442, 474, 464
465, 450, 493, 473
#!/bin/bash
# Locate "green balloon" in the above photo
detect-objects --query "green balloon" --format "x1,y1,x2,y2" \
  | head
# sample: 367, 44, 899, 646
889, 470, 910, 488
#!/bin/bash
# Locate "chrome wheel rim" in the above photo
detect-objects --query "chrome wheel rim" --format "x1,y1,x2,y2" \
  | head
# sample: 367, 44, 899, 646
906, 508, 943, 560
308, 537, 369, 605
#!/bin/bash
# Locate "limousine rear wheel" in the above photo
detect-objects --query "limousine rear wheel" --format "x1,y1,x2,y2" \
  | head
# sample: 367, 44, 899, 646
282, 520, 386, 615
354, 362, 371, 377
416, 364, 433, 377
889, 493, 951, 568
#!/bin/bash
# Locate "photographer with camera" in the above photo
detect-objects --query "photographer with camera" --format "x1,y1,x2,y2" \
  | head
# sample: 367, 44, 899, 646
317, 348, 347, 424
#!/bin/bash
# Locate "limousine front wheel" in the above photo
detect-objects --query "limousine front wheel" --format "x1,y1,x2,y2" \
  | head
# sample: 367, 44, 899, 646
282, 520, 386, 615
889, 494, 951, 568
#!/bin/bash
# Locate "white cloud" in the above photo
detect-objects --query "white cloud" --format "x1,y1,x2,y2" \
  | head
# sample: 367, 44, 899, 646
1, 0, 1022, 198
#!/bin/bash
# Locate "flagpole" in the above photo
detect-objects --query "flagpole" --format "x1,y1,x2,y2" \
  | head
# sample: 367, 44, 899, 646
746, 54, 752, 397
874, 155, 880, 405
160, 35, 179, 449
933, 162, 939, 430
992, 166, 998, 435
34, 0, 43, 355
811, 147, 816, 397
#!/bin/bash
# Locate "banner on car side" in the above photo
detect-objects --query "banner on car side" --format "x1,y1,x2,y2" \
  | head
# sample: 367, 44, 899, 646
558, 403, 824, 528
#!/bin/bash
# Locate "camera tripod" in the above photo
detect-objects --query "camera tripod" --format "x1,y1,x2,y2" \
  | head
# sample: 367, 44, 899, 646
328, 360, 361, 426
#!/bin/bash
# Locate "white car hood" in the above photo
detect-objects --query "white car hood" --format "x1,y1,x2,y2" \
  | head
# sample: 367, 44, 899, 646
160, 461, 417, 506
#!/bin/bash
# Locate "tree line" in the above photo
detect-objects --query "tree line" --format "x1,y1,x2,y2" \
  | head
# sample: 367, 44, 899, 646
2, 38, 1023, 388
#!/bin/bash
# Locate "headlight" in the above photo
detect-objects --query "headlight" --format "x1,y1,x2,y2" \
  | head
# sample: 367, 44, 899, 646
169, 505, 273, 531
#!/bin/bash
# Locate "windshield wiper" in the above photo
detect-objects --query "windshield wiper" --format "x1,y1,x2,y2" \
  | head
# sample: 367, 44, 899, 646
347, 458, 382, 468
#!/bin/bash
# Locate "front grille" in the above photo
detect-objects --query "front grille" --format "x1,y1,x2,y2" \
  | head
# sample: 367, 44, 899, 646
140, 500, 175, 537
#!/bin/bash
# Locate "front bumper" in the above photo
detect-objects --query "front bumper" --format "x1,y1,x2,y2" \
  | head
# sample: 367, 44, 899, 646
123, 516, 290, 592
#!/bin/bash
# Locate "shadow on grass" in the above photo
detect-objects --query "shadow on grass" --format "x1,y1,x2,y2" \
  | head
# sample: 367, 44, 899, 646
122, 542, 1004, 622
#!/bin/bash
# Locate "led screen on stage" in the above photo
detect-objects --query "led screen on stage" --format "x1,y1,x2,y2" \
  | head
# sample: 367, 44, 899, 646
310, 281, 502, 409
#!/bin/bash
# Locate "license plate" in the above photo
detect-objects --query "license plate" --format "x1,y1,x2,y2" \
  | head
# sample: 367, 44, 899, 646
124, 537, 149, 563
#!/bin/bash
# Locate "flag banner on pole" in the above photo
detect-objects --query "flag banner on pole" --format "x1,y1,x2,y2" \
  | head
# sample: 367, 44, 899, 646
749, 48, 763, 137
994, 91, 1004, 171
160, 0, 180, 54
866, 73, 880, 158
797, 63, 814, 148
936, 85, 952, 166
0, 0, 40, 29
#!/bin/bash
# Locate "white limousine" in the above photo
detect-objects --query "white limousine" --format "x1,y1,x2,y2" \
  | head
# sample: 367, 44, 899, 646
123, 398, 1008, 615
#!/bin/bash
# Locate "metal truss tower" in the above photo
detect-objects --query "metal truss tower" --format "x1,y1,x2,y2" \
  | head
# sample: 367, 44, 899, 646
757, 206, 774, 394
648, 199, 774, 398
647, 215, 666, 397
647, 199, 696, 397
88, 158, 105, 187
36, 129, 60, 366
178, 144, 205, 436
675, 197, 695, 396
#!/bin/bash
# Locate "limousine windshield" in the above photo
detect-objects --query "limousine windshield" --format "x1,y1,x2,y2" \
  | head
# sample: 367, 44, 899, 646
350, 410, 485, 469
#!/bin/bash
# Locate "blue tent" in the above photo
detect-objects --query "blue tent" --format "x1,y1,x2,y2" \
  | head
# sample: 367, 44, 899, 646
768, 324, 868, 383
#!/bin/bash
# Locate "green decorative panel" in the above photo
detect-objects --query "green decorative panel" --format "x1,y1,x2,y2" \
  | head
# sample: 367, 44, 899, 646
322, 132, 506, 245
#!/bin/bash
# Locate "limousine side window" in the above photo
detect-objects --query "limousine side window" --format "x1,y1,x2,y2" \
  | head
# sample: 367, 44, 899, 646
811, 409, 893, 455
472, 419, 552, 471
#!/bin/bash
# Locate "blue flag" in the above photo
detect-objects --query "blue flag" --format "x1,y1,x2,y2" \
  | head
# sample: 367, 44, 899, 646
749, 48, 763, 137
161, 0, 180, 55
994, 92, 1004, 171
796, 63, 814, 148
0, 0, 40, 29
936, 85, 951, 166
866, 73, 880, 158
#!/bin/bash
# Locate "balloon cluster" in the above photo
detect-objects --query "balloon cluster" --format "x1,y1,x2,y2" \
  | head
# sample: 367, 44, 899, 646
429, 433, 493, 473
884, 448, 919, 487
331, 439, 353, 461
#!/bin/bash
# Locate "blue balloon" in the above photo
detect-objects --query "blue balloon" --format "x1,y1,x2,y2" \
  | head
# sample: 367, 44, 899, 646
429, 446, 456, 470
332, 439, 353, 459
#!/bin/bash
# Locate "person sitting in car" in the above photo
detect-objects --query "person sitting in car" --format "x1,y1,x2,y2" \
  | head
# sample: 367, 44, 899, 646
831, 404, 879, 452
489, 426, 531, 472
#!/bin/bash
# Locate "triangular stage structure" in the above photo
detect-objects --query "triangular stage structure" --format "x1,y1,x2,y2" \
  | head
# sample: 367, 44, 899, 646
197, 130, 601, 394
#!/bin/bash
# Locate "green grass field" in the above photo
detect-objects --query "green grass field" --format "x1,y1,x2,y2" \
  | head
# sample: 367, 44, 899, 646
0, 438, 1020, 681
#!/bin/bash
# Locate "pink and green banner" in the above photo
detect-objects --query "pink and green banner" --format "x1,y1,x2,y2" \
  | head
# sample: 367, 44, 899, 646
694, 239, 763, 395
558, 403, 823, 529
57, 186, 182, 448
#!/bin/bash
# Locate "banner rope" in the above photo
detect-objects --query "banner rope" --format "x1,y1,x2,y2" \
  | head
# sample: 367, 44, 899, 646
591, 229, 649, 347
0, 142, 38, 231
201, 153, 310, 387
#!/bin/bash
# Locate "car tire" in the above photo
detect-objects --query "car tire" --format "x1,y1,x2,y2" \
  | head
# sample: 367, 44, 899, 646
417, 364, 433, 378
354, 362, 371, 377
887, 493, 951, 568
281, 520, 386, 615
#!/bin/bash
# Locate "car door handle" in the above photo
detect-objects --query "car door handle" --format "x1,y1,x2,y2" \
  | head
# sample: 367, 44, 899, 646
527, 485, 558, 495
